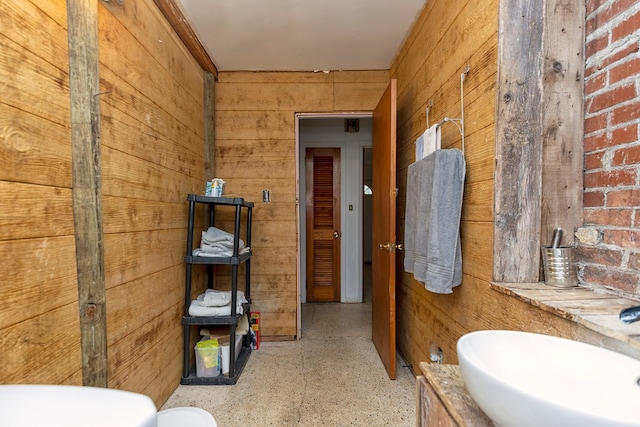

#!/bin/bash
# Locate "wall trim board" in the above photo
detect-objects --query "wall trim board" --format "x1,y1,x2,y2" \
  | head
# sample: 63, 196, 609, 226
153, 0, 218, 78
204, 71, 216, 180
67, 0, 108, 387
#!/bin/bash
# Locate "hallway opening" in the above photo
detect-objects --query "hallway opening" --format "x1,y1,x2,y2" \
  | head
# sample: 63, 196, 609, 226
297, 114, 373, 334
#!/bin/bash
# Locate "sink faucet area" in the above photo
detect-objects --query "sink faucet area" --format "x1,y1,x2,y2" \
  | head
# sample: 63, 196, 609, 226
457, 330, 640, 427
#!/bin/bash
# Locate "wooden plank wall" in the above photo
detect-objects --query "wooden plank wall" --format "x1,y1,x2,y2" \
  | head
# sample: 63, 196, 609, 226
214, 71, 389, 337
1, 0, 82, 386
1, 0, 206, 406
390, 0, 502, 369
391, 0, 589, 372
392, 0, 511, 369
98, 0, 204, 405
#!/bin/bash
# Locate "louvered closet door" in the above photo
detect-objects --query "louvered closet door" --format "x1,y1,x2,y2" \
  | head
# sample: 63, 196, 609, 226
305, 147, 341, 302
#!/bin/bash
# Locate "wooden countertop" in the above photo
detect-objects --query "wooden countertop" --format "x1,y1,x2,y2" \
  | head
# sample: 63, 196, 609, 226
419, 362, 493, 427
418, 284, 640, 426
490, 282, 640, 358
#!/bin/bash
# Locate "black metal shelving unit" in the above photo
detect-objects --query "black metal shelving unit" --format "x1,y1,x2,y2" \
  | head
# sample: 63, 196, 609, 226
181, 194, 254, 385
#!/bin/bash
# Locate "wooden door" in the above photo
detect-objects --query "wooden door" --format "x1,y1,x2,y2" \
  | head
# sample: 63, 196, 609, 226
305, 148, 341, 302
371, 80, 397, 379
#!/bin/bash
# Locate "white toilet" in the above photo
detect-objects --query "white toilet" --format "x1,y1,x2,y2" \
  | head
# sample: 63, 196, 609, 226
0, 385, 158, 427
157, 407, 218, 427
0, 385, 217, 427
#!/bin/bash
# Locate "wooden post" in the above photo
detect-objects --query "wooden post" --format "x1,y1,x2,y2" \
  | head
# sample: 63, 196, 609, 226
493, 0, 585, 283
494, 0, 585, 282
204, 71, 216, 180
67, 0, 108, 387
540, 0, 584, 247
493, 0, 545, 282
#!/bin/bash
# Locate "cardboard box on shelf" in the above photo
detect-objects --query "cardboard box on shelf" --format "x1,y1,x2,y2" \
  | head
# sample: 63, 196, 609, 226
200, 326, 229, 341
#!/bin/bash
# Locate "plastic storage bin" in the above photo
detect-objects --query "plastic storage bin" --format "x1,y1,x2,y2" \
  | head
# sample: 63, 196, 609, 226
195, 340, 220, 378
218, 334, 243, 375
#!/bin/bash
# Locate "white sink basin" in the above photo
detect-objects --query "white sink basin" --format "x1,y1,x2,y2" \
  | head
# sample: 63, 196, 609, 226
0, 385, 158, 427
457, 330, 640, 427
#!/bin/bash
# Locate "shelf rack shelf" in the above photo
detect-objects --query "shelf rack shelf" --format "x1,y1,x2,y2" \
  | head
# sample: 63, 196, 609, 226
180, 194, 254, 385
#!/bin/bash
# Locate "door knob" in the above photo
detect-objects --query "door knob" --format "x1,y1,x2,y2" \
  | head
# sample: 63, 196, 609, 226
333, 231, 340, 239
378, 242, 403, 252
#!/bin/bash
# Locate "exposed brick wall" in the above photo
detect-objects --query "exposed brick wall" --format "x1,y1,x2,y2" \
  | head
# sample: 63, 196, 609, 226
578, 0, 640, 296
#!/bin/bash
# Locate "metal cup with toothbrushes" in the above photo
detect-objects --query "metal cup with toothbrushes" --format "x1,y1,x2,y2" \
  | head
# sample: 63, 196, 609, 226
541, 228, 577, 288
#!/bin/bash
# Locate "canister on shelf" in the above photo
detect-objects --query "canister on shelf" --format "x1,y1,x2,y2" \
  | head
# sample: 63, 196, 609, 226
211, 178, 225, 197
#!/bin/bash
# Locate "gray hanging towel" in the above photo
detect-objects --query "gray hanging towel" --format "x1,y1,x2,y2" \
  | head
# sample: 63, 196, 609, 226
403, 149, 465, 294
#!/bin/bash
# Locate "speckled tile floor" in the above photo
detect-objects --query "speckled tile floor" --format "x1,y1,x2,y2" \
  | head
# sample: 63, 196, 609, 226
162, 301, 416, 426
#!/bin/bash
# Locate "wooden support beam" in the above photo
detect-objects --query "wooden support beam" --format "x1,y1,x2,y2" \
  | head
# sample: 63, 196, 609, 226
153, 0, 219, 78
204, 71, 216, 181
493, 0, 545, 282
540, 0, 584, 247
67, 0, 108, 387
494, 0, 585, 282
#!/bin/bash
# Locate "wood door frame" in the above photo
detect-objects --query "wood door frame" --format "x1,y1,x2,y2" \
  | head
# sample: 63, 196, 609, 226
295, 112, 372, 339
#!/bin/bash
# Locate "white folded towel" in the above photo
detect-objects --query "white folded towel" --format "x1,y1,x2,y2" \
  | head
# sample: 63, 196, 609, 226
200, 290, 232, 307
189, 301, 239, 317
189, 290, 247, 317
415, 125, 442, 161
202, 239, 245, 250
422, 124, 441, 158
201, 227, 235, 245
201, 241, 244, 252
199, 226, 245, 255
192, 247, 250, 258
200, 289, 247, 304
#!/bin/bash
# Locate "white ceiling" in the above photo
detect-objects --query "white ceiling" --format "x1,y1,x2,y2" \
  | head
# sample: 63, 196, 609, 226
176, 0, 427, 72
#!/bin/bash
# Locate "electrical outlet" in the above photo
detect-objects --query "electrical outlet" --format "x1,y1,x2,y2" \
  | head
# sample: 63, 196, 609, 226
429, 343, 443, 364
